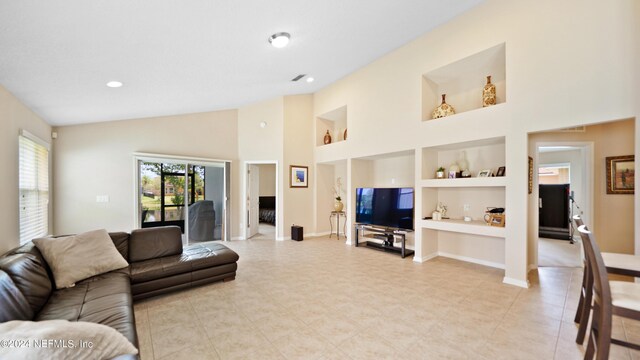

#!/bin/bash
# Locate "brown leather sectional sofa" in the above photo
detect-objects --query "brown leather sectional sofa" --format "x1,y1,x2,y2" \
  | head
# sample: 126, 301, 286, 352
0, 226, 239, 360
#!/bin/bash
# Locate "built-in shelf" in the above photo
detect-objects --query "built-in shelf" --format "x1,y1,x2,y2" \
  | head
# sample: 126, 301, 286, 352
422, 137, 505, 180
420, 219, 505, 238
421, 176, 507, 188
422, 43, 506, 121
316, 105, 347, 147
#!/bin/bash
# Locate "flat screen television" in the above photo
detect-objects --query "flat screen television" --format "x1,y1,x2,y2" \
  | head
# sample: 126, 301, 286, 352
355, 187, 414, 230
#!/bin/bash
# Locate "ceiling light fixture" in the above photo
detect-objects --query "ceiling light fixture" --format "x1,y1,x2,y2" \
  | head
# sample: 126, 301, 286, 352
306, 77, 314, 83
268, 32, 290, 48
106, 81, 123, 88
259, 121, 267, 128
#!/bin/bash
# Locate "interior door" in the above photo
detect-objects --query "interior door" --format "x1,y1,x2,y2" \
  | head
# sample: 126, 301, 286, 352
539, 184, 571, 240
247, 164, 260, 238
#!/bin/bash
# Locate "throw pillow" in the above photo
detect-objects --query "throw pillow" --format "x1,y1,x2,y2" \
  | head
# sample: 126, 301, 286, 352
0, 320, 138, 359
33, 229, 129, 289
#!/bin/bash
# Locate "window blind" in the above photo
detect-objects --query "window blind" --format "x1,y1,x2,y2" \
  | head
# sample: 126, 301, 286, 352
19, 133, 49, 244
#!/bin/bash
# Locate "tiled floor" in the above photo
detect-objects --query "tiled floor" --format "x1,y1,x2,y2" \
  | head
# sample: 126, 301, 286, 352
134, 237, 640, 359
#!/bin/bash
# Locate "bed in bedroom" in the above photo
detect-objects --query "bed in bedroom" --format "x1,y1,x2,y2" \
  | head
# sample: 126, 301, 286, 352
259, 196, 276, 225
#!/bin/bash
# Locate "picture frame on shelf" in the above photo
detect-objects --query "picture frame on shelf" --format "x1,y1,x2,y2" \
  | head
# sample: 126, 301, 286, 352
477, 169, 492, 177
489, 214, 505, 227
289, 165, 309, 188
606, 155, 634, 194
496, 166, 505, 177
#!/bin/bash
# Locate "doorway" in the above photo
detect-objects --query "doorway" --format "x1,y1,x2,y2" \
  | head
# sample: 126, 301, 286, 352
535, 145, 591, 267
244, 161, 278, 240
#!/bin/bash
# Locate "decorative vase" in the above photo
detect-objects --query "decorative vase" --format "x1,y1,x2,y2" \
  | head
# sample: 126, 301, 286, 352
457, 150, 469, 172
482, 75, 496, 107
334, 200, 344, 212
432, 94, 456, 119
436, 171, 445, 179
323, 130, 332, 145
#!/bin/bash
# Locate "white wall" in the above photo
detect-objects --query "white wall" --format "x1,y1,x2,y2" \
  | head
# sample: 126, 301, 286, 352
313, 0, 640, 285
0, 85, 52, 253
283, 95, 314, 238
257, 164, 276, 196
53, 110, 238, 235
237, 97, 284, 238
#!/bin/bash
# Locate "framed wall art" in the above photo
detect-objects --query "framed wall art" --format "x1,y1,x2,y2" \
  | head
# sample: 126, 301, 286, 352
606, 155, 634, 194
528, 156, 533, 194
289, 165, 309, 188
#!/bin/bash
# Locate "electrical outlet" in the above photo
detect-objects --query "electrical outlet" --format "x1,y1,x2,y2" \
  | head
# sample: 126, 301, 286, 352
96, 195, 110, 203
464, 204, 470, 211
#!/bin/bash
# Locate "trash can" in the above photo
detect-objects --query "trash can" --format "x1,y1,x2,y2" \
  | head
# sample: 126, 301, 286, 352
291, 225, 303, 241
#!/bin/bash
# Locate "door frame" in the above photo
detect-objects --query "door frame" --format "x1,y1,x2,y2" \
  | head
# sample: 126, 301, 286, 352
532, 142, 594, 267
243, 160, 279, 240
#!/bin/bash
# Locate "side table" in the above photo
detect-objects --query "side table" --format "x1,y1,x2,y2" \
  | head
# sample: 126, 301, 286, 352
329, 211, 346, 240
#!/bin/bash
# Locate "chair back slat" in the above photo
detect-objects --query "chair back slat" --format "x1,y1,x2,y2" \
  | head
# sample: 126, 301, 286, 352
578, 225, 612, 360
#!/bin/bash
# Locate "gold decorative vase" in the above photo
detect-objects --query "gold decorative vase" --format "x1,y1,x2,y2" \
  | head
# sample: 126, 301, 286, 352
482, 76, 496, 107
334, 200, 344, 212
432, 94, 455, 119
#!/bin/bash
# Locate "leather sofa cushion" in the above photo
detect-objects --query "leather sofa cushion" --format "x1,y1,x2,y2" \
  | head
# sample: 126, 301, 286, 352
129, 226, 182, 262
36, 270, 137, 347
130, 242, 239, 284
0, 270, 34, 322
0, 253, 52, 315
109, 232, 130, 261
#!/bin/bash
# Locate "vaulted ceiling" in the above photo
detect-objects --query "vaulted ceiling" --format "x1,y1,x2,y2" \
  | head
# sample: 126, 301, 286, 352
0, 0, 483, 126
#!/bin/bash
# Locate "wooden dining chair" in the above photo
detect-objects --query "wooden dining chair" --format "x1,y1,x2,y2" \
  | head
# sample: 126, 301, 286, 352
577, 225, 612, 359
578, 225, 640, 359
573, 215, 640, 343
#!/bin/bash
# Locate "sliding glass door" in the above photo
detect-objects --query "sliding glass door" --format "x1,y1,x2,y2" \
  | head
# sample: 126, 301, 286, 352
136, 155, 230, 244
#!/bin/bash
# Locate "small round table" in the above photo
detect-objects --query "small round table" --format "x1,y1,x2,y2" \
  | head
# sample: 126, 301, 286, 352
329, 211, 346, 240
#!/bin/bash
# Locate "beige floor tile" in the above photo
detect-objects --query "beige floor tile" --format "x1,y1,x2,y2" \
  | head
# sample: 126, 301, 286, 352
255, 313, 309, 343
337, 332, 398, 360
157, 343, 220, 360
151, 324, 209, 359
272, 326, 335, 360
133, 237, 594, 359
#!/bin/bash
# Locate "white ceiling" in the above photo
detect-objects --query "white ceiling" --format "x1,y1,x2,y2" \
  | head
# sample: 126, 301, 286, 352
0, 0, 483, 126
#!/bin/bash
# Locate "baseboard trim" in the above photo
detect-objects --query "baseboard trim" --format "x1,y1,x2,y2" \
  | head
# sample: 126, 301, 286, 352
438, 252, 505, 270
231, 236, 245, 241
503, 277, 530, 288
276, 236, 290, 241
413, 252, 438, 263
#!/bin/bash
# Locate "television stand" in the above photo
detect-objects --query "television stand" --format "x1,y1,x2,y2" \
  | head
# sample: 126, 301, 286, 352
354, 225, 414, 259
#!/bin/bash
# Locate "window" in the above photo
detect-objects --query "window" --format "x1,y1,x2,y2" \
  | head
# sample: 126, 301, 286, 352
19, 131, 50, 244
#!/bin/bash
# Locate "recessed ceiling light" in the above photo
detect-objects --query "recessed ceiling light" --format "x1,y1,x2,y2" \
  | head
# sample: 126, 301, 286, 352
260, 121, 267, 128
268, 32, 290, 48
306, 77, 315, 83
106, 81, 123, 88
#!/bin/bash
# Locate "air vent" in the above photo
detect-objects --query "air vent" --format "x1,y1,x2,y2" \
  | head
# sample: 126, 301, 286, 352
291, 74, 306, 82
554, 126, 586, 133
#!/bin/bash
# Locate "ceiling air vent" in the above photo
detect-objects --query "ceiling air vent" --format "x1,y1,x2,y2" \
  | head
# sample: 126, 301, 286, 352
291, 74, 306, 82
554, 126, 586, 133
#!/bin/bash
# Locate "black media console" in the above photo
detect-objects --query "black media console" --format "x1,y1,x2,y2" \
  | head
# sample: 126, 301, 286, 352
354, 225, 414, 259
